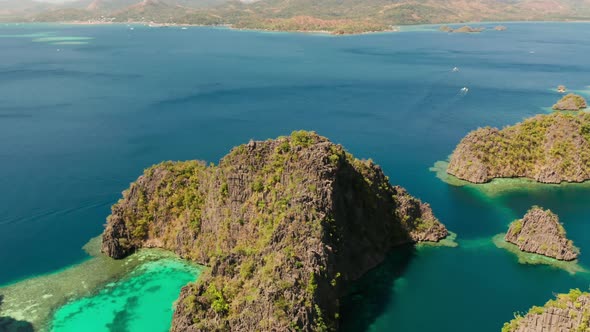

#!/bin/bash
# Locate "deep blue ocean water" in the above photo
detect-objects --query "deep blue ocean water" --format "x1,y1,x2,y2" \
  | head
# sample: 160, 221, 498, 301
1, 22, 590, 331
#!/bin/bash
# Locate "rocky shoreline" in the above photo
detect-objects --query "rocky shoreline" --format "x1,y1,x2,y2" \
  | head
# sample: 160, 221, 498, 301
503, 289, 590, 332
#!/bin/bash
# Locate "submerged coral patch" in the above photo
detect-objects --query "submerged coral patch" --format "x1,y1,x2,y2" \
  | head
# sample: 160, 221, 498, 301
417, 231, 459, 248
0, 32, 56, 39
430, 160, 470, 187
431, 160, 590, 197
457, 237, 496, 250
0, 33, 93, 45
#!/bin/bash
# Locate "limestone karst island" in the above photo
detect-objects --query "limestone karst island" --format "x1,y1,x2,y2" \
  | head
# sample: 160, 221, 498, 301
447, 112, 590, 184
2, 1, 590, 332
101, 131, 448, 331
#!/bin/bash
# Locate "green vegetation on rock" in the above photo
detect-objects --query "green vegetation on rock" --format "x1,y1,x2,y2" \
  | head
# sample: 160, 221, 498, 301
234, 16, 390, 35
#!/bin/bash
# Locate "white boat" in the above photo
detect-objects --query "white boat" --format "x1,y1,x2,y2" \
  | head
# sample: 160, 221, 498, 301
452, 67, 459, 72
460, 87, 469, 93
181, 27, 188, 30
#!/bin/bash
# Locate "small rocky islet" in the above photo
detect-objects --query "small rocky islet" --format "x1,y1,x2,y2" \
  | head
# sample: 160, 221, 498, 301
439, 25, 485, 33
504, 207, 578, 261
101, 131, 449, 331
553, 93, 587, 111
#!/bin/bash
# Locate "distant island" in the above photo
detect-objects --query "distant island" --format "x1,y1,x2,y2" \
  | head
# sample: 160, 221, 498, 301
439, 25, 485, 33
101, 131, 449, 331
447, 112, 590, 184
553, 93, 587, 111
503, 289, 590, 332
504, 207, 579, 261
3, 0, 590, 34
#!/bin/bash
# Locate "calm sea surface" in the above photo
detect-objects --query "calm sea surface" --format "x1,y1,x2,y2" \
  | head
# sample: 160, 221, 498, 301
1, 22, 590, 331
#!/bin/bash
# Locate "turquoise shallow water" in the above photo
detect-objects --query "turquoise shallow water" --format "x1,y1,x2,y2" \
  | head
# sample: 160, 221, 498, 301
50, 259, 201, 332
1, 22, 590, 331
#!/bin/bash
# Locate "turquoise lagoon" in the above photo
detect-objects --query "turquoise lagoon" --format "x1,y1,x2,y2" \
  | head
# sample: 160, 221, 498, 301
50, 259, 201, 332
1, 22, 590, 331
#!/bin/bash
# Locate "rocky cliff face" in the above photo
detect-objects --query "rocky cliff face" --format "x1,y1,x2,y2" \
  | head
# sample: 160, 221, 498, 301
447, 113, 590, 183
505, 207, 579, 261
101, 131, 448, 331
503, 289, 590, 332
553, 93, 587, 111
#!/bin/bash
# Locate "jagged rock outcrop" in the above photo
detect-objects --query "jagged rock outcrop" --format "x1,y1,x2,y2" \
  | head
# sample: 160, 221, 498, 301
101, 131, 448, 331
502, 289, 590, 332
505, 207, 579, 261
553, 93, 587, 111
447, 113, 590, 183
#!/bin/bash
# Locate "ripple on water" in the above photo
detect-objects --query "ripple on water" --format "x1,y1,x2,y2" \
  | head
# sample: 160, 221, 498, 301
32, 37, 94, 43
51, 42, 90, 45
